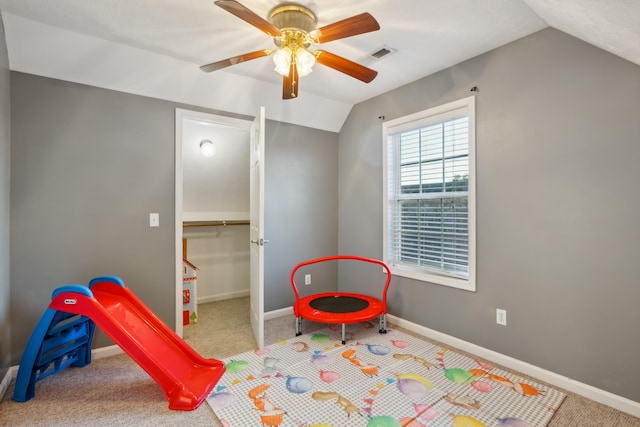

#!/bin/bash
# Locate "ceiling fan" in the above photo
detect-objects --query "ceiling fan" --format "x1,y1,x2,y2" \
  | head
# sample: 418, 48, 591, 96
200, 0, 380, 99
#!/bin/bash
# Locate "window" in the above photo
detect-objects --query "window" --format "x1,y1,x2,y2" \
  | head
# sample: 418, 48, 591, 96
383, 96, 475, 291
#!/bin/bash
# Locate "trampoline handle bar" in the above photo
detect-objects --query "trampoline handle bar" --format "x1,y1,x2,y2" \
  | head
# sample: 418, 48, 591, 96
289, 255, 392, 311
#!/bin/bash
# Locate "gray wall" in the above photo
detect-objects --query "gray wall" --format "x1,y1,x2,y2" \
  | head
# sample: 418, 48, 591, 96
338, 27, 640, 403
8, 72, 338, 364
10, 73, 177, 362
0, 14, 11, 377
264, 121, 339, 312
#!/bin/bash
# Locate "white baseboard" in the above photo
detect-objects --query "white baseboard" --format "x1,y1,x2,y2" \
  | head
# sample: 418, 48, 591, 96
388, 314, 640, 419
0, 366, 18, 403
264, 306, 293, 321
91, 345, 123, 360
198, 290, 249, 304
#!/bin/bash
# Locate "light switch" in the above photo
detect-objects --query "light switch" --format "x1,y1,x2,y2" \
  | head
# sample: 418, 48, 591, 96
149, 213, 159, 227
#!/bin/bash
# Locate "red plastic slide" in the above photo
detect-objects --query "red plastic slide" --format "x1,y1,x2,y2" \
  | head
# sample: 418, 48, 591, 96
47, 276, 224, 410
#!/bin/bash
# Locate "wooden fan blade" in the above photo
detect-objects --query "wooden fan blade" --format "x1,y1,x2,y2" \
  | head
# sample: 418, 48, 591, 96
215, 0, 281, 37
282, 63, 299, 99
314, 50, 378, 83
200, 49, 272, 72
314, 12, 380, 44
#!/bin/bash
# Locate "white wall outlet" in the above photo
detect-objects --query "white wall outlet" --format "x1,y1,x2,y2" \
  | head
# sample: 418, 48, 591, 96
496, 308, 507, 326
149, 213, 159, 227
305, 274, 311, 285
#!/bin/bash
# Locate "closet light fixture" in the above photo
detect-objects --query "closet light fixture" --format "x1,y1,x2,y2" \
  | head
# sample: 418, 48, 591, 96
200, 139, 216, 158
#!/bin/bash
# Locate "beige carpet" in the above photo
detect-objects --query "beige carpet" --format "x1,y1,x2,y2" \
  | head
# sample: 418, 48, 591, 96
0, 297, 639, 426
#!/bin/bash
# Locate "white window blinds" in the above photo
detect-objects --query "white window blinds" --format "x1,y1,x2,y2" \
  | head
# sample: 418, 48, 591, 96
383, 97, 475, 291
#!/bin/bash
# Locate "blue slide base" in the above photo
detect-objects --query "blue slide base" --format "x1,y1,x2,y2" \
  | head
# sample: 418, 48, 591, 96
13, 300, 96, 402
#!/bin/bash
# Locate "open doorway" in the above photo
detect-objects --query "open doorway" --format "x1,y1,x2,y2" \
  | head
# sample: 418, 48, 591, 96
175, 109, 253, 338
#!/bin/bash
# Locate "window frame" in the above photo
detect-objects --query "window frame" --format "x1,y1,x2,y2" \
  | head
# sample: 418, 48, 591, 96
382, 96, 476, 292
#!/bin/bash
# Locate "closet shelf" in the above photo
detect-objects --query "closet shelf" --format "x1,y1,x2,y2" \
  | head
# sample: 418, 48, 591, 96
183, 220, 249, 227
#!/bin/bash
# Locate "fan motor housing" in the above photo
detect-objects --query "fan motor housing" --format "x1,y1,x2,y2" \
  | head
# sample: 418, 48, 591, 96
269, 4, 317, 33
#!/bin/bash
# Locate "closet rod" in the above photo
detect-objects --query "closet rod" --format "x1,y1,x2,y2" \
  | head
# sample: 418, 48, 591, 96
183, 220, 250, 228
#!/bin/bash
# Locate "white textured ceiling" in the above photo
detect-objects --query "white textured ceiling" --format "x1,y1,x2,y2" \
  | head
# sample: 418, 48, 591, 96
0, 0, 638, 132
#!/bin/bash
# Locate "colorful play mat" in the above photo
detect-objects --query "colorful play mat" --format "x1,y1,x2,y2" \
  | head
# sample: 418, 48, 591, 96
207, 323, 565, 426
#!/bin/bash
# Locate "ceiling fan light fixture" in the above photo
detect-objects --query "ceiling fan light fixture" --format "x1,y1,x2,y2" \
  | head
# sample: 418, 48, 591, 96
295, 48, 315, 77
205, 1, 381, 100
273, 46, 292, 76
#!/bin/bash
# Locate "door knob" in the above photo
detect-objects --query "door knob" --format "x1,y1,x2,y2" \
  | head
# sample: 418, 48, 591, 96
251, 238, 270, 246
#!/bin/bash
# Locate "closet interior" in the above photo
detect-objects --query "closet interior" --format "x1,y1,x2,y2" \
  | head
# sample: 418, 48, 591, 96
181, 114, 251, 327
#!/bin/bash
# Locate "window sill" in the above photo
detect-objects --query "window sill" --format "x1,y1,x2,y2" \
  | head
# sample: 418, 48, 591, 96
389, 265, 476, 292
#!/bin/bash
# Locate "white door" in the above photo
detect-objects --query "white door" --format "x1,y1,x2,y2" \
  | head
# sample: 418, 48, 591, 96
249, 106, 266, 349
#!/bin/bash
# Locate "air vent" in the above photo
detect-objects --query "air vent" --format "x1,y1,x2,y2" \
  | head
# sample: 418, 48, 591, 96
360, 45, 397, 66
369, 45, 397, 60
371, 48, 391, 58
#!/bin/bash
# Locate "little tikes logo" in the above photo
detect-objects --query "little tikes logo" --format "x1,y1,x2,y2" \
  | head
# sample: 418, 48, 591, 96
64, 298, 77, 305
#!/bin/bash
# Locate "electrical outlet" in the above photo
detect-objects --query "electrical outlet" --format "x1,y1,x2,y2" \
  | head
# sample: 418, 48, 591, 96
149, 213, 159, 227
305, 274, 311, 285
496, 308, 507, 326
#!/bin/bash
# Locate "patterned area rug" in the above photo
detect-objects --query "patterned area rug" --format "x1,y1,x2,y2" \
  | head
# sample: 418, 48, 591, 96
207, 323, 565, 426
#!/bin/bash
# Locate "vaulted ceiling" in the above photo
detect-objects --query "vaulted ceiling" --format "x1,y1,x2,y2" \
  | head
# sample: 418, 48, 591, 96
1, 0, 638, 132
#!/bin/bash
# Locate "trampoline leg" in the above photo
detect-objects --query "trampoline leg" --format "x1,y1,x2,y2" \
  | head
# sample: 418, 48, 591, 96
295, 317, 302, 337
379, 314, 387, 334
341, 324, 346, 345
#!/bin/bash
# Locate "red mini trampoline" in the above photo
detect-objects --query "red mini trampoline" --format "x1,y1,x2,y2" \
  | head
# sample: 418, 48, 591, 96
290, 255, 392, 344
